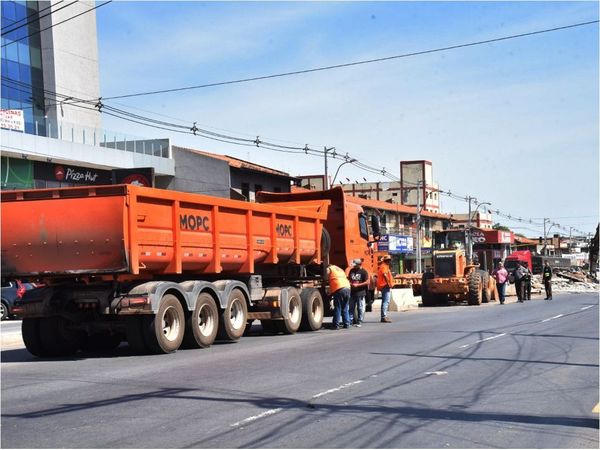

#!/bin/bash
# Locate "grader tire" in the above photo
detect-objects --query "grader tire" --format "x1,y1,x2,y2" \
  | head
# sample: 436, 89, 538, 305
480, 270, 492, 303
217, 288, 248, 341
467, 271, 483, 305
22, 318, 47, 357
299, 288, 324, 332
421, 273, 437, 307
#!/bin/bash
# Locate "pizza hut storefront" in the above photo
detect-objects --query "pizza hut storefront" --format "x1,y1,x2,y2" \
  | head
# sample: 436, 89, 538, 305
472, 229, 515, 272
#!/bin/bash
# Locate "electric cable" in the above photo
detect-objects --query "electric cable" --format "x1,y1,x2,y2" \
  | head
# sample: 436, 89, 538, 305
1, 1, 76, 37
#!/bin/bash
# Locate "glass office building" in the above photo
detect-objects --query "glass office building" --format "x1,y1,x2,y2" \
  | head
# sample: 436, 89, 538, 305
1, 0, 46, 135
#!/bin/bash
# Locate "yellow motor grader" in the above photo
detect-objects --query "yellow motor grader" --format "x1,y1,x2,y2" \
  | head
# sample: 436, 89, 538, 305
421, 230, 496, 306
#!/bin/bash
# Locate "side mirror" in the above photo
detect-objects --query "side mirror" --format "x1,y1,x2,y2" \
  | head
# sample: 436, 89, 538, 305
371, 215, 381, 241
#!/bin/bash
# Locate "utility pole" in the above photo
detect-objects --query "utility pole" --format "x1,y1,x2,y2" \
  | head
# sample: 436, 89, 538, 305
323, 147, 334, 190
416, 180, 422, 273
467, 196, 474, 263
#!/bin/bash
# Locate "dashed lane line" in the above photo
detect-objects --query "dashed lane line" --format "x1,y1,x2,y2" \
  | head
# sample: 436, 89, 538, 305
229, 379, 365, 428
593, 403, 599, 414
541, 314, 564, 323
459, 333, 506, 349
581, 305, 594, 311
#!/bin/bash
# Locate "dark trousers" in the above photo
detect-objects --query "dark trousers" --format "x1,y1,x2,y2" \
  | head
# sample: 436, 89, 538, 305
524, 280, 531, 300
544, 280, 552, 299
515, 279, 523, 301
496, 282, 506, 304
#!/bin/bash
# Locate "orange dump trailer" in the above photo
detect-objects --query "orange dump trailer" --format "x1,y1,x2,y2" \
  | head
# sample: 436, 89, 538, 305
1, 185, 372, 357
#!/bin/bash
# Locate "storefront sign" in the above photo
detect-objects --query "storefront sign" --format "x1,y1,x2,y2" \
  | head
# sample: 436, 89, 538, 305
471, 230, 515, 244
378, 234, 414, 253
34, 161, 112, 185
0, 109, 25, 132
112, 167, 155, 187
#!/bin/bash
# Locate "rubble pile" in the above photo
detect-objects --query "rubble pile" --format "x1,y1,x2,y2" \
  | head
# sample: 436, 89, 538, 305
533, 271, 600, 293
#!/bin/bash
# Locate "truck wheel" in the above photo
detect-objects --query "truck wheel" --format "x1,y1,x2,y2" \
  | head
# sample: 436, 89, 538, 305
480, 270, 491, 303
467, 271, 483, 305
126, 317, 150, 354
144, 294, 185, 354
276, 287, 302, 334
39, 316, 80, 357
183, 292, 218, 348
22, 318, 47, 357
217, 288, 247, 341
1, 301, 8, 321
81, 332, 122, 352
299, 288, 323, 331
421, 273, 437, 307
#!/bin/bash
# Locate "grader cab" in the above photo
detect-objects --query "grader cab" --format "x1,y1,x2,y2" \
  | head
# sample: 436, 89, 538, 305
421, 230, 495, 306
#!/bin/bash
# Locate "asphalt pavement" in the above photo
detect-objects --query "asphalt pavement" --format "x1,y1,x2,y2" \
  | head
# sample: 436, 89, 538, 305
1, 292, 598, 448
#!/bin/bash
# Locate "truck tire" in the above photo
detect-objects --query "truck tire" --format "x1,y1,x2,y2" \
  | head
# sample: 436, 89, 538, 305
275, 287, 302, 334
467, 271, 483, 305
217, 288, 247, 341
81, 332, 122, 352
480, 270, 492, 303
421, 272, 437, 307
299, 287, 324, 331
144, 294, 185, 354
22, 318, 46, 357
183, 292, 219, 349
39, 316, 80, 357
126, 317, 150, 354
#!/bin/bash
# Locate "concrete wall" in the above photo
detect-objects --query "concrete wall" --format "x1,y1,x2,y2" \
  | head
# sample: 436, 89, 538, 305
230, 170, 292, 201
163, 146, 230, 197
39, 1, 101, 130
1, 129, 175, 176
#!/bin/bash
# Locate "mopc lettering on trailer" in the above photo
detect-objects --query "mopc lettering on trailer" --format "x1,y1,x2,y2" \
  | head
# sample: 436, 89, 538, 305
180, 214, 210, 231
276, 224, 293, 237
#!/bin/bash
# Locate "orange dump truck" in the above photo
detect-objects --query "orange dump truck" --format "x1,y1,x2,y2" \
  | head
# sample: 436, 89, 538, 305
1, 185, 376, 357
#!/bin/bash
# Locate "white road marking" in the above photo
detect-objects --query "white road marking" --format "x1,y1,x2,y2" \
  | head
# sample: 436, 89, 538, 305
230, 408, 282, 427
312, 380, 363, 399
459, 333, 506, 348
425, 371, 448, 376
541, 314, 564, 323
581, 305, 594, 311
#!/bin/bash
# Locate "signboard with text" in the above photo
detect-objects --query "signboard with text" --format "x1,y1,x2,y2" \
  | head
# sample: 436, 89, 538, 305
0, 109, 25, 132
34, 161, 112, 185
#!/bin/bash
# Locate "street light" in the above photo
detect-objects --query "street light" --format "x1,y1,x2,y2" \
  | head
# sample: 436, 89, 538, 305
543, 219, 559, 256
330, 158, 357, 186
468, 200, 491, 263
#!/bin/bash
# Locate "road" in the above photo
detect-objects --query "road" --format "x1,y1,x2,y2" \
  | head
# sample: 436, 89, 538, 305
1, 293, 598, 448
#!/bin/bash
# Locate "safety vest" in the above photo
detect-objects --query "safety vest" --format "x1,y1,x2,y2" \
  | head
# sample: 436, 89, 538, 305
377, 263, 393, 290
329, 265, 350, 293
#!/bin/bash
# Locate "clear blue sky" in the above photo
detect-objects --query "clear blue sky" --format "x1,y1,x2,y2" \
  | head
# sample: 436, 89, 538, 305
96, 1, 599, 237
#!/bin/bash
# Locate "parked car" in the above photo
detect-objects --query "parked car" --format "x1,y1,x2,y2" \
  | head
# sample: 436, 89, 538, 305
1, 281, 41, 321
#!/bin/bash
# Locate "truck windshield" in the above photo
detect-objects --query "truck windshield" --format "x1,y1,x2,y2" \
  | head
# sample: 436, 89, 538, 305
504, 260, 518, 271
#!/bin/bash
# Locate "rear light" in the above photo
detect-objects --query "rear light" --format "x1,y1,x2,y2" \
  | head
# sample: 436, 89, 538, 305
16, 280, 26, 298
11, 306, 24, 315
121, 297, 150, 308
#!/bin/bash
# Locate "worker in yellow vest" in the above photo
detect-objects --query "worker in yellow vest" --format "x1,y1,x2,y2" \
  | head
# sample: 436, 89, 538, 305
327, 264, 351, 329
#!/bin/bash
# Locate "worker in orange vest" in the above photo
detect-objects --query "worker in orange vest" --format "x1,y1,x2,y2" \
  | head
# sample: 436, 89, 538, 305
377, 255, 393, 323
327, 264, 351, 329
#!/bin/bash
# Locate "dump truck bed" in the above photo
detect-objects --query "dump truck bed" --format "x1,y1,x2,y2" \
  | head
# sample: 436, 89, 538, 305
1, 185, 329, 277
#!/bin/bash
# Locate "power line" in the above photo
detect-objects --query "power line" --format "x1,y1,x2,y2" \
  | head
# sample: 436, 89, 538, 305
1, 1, 112, 48
96, 19, 599, 101
0, 0, 64, 36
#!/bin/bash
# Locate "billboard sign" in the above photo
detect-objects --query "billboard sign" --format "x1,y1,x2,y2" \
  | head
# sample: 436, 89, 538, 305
0, 109, 25, 132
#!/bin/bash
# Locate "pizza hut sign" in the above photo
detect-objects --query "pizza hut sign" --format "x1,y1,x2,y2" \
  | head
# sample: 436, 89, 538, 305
54, 165, 100, 183
33, 161, 112, 185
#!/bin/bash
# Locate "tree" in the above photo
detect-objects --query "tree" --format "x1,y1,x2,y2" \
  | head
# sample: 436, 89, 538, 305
493, 223, 511, 231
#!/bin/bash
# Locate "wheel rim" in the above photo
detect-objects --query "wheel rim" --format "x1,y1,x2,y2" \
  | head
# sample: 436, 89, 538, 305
289, 298, 300, 323
311, 297, 323, 322
162, 306, 181, 342
0, 303, 6, 318
230, 299, 244, 330
197, 304, 215, 337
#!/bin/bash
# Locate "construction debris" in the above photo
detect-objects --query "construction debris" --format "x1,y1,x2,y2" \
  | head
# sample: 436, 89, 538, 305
532, 272, 600, 293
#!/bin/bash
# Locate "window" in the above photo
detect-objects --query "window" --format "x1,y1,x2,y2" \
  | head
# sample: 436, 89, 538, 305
358, 214, 369, 240
255, 184, 262, 194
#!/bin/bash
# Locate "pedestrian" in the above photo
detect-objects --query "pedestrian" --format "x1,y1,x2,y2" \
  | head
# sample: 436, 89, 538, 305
348, 258, 369, 327
327, 264, 351, 329
514, 262, 526, 302
522, 263, 532, 300
543, 261, 553, 300
492, 261, 509, 304
376, 255, 393, 323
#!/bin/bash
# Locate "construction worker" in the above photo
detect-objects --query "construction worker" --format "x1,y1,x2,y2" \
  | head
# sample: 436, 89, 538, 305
543, 261, 553, 300
377, 255, 393, 323
327, 264, 351, 329
514, 262, 526, 302
522, 263, 532, 300
348, 258, 369, 326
